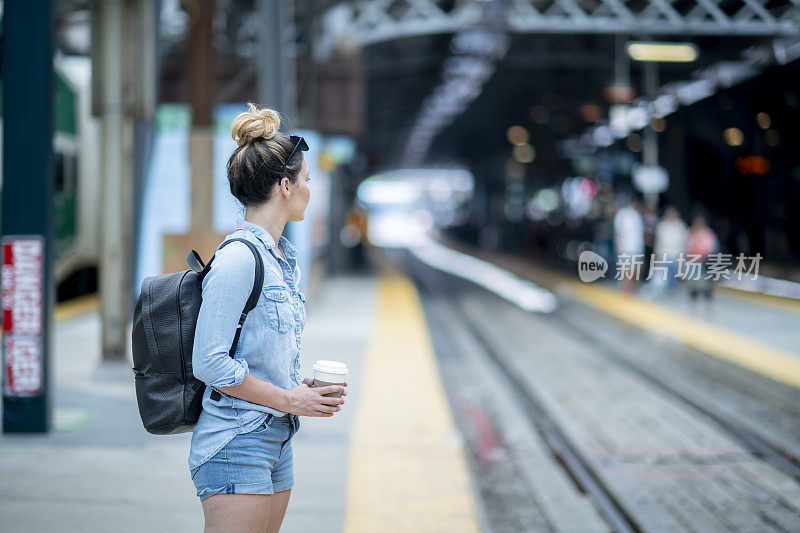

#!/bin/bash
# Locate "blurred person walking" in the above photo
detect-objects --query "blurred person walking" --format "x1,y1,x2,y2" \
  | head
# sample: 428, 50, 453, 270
642, 204, 658, 278
685, 213, 719, 310
650, 207, 688, 294
614, 198, 645, 294
592, 203, 615, 276
342, 204, 369, 271
188, 103, 347, 533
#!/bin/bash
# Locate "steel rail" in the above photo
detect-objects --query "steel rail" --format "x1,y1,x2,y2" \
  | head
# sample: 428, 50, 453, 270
404, 251, 641, 533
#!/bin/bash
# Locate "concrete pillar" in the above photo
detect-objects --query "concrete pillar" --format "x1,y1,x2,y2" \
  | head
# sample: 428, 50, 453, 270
257, 0, 296, 120
97, 0, 134, 362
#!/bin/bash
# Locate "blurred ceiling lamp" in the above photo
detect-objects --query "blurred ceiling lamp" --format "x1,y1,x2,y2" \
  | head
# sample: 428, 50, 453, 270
580, 104, 603, 123
625, 106, 649, 130
506, 125, 530, 145
513, 143, 536, 163
724, 127, 744, 147
357, 179, 420, 206
609, 105, 629, 138
534, 188, 559, 212
627, 42, 698, 63
603, 85, 636, 104
593, 126, 613, 147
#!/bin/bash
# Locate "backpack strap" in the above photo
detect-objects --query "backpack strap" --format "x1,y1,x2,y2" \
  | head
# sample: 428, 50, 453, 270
199, 238, 264, 402
186, 250, 205, 273
217, 238, 264, 358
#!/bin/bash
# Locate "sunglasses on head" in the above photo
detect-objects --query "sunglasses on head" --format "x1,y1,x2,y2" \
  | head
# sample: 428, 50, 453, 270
282, 135, 309, 171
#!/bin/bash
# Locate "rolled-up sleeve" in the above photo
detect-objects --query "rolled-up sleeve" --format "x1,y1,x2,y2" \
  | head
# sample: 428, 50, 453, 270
192, 241, 255, 388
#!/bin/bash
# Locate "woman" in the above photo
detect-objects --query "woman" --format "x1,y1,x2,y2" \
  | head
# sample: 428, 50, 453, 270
188, 103, 347, 533
652, 206, 687, 293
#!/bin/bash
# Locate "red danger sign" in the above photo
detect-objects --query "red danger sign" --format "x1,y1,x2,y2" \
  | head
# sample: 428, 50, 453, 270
2, 236, 44, 396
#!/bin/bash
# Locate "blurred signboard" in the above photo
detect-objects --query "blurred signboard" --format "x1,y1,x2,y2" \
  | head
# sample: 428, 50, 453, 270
2, 235, 44, 396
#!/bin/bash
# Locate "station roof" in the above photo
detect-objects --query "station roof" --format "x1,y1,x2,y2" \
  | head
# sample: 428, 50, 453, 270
361, 30, 772, 171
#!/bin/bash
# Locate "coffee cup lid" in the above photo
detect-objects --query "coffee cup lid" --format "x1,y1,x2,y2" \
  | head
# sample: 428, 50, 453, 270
313, 360, 349, 374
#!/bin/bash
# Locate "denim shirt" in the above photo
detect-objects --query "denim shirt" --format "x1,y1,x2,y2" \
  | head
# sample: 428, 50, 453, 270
188, 219, 306, 471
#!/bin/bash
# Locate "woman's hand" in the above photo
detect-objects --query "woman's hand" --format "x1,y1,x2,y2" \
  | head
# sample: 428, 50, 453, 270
285, 379, 347, 417
302, 377, 349, 397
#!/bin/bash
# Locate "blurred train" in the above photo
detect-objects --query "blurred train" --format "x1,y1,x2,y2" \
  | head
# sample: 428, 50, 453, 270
1, 54, 101, 300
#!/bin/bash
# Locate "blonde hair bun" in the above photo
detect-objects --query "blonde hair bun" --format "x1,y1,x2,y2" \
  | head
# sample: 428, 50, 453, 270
230, 102, 281, 147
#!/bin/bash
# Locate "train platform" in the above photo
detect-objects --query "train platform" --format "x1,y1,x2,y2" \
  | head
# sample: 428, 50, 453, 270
445, 238, 800, 390
397, 239, 800, 532
0, 267, 483, 532
3, 240, 800, 532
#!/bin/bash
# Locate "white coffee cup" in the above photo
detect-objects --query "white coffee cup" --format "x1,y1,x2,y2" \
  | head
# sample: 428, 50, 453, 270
312, 360, 349, 398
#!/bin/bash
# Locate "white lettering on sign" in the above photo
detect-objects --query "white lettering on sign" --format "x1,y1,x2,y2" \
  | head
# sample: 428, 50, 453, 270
4, 337, 42, 394
2, 236, 44, 396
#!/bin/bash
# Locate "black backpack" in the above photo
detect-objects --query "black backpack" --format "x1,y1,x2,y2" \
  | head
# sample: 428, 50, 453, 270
131, 238, 264, 435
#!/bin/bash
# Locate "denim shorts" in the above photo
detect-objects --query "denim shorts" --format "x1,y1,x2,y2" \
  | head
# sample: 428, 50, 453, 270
190, 413, 300, 501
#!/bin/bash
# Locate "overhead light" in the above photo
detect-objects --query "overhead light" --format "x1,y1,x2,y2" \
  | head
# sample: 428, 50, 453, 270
512, 144, 536, 163
609, 105, 629, 138
506, 125, 530, 145
627, 42, 698, 63
676, 79, 714, 105
593, 126, 613, 148
724, 127, 744, 147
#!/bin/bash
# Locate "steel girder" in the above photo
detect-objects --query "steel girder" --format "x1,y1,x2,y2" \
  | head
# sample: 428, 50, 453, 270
322, 0, 800, 46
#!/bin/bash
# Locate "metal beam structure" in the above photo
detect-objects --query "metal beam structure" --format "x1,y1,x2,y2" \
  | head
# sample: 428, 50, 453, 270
320, 0, 800, 50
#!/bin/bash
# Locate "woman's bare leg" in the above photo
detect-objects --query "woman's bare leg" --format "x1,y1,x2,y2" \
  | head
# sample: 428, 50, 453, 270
267, 489, 292, 533
202, 493, 272, 533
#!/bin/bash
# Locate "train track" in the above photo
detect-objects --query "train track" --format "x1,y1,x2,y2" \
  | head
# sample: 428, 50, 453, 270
551, 305, 800, 484
404, 249, 800, 533
405, 251, 641, 533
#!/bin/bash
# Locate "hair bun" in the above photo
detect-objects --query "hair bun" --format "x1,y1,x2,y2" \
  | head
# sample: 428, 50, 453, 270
230, 102, 281, 147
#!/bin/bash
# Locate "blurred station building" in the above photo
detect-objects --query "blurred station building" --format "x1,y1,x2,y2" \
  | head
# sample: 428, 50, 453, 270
6, 0, 796, 314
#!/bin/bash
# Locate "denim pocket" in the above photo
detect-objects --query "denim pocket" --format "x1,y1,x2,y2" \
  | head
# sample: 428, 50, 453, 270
261, 285, 292, 334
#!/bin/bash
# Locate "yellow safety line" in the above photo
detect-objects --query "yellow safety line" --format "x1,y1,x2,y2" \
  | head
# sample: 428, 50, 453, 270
443, 239, 800, 388
719, 286, 800, 315
569, 282, 800, 388
54, 294, 100, 322
344, 276, 480, 533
